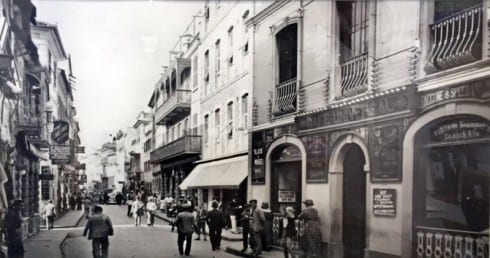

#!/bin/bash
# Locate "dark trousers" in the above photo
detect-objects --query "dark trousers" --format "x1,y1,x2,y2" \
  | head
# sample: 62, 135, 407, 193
208, 227, 222, 250
195, 222, 206, 239
242, 226, 250, 250
127, 205, 132, 217
92, 237, 109, 258
177, 232, 192, 255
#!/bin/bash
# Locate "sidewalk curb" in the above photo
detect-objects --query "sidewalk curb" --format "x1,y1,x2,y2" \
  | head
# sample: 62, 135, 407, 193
59, 232, 70, 258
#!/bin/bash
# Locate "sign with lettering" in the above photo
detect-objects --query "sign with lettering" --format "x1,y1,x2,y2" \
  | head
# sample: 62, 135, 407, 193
75, 146, 85, 153
301, 135, 329, 183
52, 120, 69, 144
75, 163, 86, 170
370, 123, 402, 182
420, 81, 487, 109
50, 144, 72, 164
296, 89, 414, 131
278, 190, 296, 203
373, 188, 396, 217
251, 132, 266, 184
430, 117, 490, 143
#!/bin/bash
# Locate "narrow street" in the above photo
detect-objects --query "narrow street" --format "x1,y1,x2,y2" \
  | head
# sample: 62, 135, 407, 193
61, 205, 237, 258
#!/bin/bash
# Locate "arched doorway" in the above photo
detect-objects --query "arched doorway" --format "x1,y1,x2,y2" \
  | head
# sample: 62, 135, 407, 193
342, 143, 367, 258
270, 144, 302, 213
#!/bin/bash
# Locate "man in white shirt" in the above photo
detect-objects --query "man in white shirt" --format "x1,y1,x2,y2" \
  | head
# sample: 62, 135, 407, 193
43, 200, 56, 230
146, 197, 157, 226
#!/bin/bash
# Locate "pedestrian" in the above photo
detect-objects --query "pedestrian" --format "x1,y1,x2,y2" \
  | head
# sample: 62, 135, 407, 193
194, 203, 207, 241
126, 192, 133, 217
229, 197, 239, 233
83, 195, 93, 219
83, 205, 114, 258
206, 200, 225, 251
42, 200, 56, 230
175, 203, 195, 256
279, 207, 297, 258
261, 202, 273, 251
5, 200, 24, 258
76, 194, 83, 210
115, 192, 123, 206
298, 199, 322, 258
131, 196, 144, 226
250, 199, 265, 257
69, 195, 76, 210
163, 194, 174, 215
240, 204, 252, 253
146, 197, 157, 226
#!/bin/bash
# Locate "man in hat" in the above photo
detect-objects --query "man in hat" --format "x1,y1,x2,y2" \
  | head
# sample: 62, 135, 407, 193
175, 203, 195, 256
250, 199, 265, 256
206, 200, 226, 251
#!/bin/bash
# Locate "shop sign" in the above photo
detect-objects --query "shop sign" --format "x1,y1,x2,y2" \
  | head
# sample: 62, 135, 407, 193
420, 81, 487, 110
80, 174, 87, 183
296, 89, 413, 131
370, 123, 402, 182
278, 190, 296, 203
301, 135, 329, 183
75, 163, 86, 170
52, 120, 70, 144
430, 117, 490, 143
373, 188, 396, 217
40, 166, 54, 181
75, 146, 85, 153
50, 144, 72, 164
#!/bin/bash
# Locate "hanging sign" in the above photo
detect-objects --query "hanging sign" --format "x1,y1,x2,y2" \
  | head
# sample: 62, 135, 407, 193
75, 146, 85, 153
52, 120, 70, 144
50, 144, 72, 164
373, 188, 396, 217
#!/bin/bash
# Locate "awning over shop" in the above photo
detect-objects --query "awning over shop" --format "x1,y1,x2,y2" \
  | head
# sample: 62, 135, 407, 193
179, 155, 247, 190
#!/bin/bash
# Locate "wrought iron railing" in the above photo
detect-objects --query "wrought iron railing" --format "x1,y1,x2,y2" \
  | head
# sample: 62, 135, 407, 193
150, 135, 201, 163
339, 52, 368, 98
272, 213, 302, 250
415, 226, 489, 258
273, 78, 298, 116
155, 89, 191, 124
424, 4, 483, 73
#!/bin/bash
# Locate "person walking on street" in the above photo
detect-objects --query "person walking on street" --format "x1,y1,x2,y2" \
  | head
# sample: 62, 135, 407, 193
131, 196, 144, 227
83, 205, 114, 258
5, 201, 24, 258
175, 203, 195, 256
206, 201, 225, 251
298, 199, 322, 258
240, 204, 252, 253
76, 194, 83, 210
43, 200, 56, 230
83, 195, 93, 219
279, 207, 297, 258
194, 203, 207, 241
126, 192, 133, 217
146, 197, 157, 226
250, 199, 265, 257
261, 202, 273, 251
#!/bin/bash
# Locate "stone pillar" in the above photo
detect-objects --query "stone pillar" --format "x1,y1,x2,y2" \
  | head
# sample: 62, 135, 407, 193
328, 170, 344, 258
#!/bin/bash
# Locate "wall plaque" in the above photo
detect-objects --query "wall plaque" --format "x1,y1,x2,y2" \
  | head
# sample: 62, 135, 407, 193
301, 135, 329, 183
278, 190, 296, 203
373, 188, 396, 217
430, 116, 490, 143
420, 80, 488, 110
370, 123, 402, 182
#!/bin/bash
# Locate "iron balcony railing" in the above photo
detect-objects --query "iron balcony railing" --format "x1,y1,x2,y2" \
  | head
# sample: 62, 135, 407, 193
273, 78, 298, 116
415, 226, 489, 258
424, 4, 483, 73
339, 52, 368, 98
155, 89, 191, 125
150, 135, 201, 163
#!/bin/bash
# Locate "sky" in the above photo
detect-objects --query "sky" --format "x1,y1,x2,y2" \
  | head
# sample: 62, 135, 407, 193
32, 0, 203, 153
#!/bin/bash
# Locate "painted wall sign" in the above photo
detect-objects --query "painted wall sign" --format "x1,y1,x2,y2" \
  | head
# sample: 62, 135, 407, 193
296, 89, 414, 131
370, 123, 402, 182
278, 190, 296, 203
52, 120, 70, 144
301, 135, 329, 183
420, 80, 488, 109
50, 144, 72, 164
430, 117, 490, 143
373, 188, 396, 217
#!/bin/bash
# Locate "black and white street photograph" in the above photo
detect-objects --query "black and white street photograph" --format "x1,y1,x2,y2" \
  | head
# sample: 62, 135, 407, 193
0, 0, 488, 257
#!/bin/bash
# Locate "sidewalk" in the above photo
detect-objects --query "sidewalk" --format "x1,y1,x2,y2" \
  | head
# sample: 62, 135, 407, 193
224, 240, 283, 258
53, 210, 84, 228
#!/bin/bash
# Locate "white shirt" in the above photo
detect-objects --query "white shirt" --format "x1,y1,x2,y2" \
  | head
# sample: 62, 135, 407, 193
44, 203, 56, 216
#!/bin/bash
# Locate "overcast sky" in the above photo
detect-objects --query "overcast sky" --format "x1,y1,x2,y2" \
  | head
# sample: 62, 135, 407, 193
32, 0, 203, 153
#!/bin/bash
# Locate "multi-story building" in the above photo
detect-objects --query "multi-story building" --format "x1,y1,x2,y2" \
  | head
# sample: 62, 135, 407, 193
248, 0, 489, 257
127, 111, 151, 193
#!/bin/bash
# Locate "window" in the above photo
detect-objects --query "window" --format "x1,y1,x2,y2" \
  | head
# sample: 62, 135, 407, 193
192, 56, 198, 89
228, 26, 234, 47
227, 102, 233, 138
215, 108, 221, 140
215, 39, 221, 75
276, 24, 298, 83
171, 127, 175, 142
184, 118, 189, 135
204, 115, 209, 144
192, 114, 198, 135
337, 0, 369, 62
241, 93, 248, 128
204, 50, 209, 81
177, 123, 181, 138
166, 130, 169, 144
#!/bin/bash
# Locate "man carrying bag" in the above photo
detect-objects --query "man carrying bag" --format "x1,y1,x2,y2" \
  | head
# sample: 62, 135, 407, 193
83, 205, 114, 258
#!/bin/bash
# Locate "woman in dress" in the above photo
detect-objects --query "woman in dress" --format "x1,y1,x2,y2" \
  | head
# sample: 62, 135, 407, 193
298, 199, 322, 258
131, 196, 144, 227
279, 206, 297, 258
261, 202, 273, 251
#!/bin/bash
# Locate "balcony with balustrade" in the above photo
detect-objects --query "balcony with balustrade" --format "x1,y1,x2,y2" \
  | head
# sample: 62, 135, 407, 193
150, 135, 201, 164
338, 52, 369, 99
424, 4, 484, 74
155, 89, 191, 126
273, 78, 299, 116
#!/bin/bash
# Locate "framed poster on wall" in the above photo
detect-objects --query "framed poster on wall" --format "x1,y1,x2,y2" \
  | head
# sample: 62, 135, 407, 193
278, 189, 296, 203
302, 135, 329, 183
370, 123, 402, 182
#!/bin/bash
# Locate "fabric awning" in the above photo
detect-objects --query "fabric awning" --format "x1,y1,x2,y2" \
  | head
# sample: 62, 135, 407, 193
179, 155, 248, 190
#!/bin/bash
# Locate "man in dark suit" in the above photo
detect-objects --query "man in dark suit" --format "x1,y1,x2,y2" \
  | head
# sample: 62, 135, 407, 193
206, 201, 225, 251
175, 203, 195, 256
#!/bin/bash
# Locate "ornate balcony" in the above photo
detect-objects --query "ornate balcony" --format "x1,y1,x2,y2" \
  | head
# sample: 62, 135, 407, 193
339, 52, 369, 98
424, 4, 483, 73
150, 135, 201, 163
155, 89, 191, 126
273, 78, 298, 116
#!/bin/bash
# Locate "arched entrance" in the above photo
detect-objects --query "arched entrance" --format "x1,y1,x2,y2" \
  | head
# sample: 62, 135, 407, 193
270, 144, 302, 213
342, 143, 366, 258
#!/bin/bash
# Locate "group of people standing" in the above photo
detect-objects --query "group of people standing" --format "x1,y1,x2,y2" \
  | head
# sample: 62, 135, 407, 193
126, 191, 159, 227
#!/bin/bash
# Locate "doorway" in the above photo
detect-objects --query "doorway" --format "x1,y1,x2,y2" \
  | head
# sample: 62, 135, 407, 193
270, 144, 302, 213
342, 143, 366, 258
